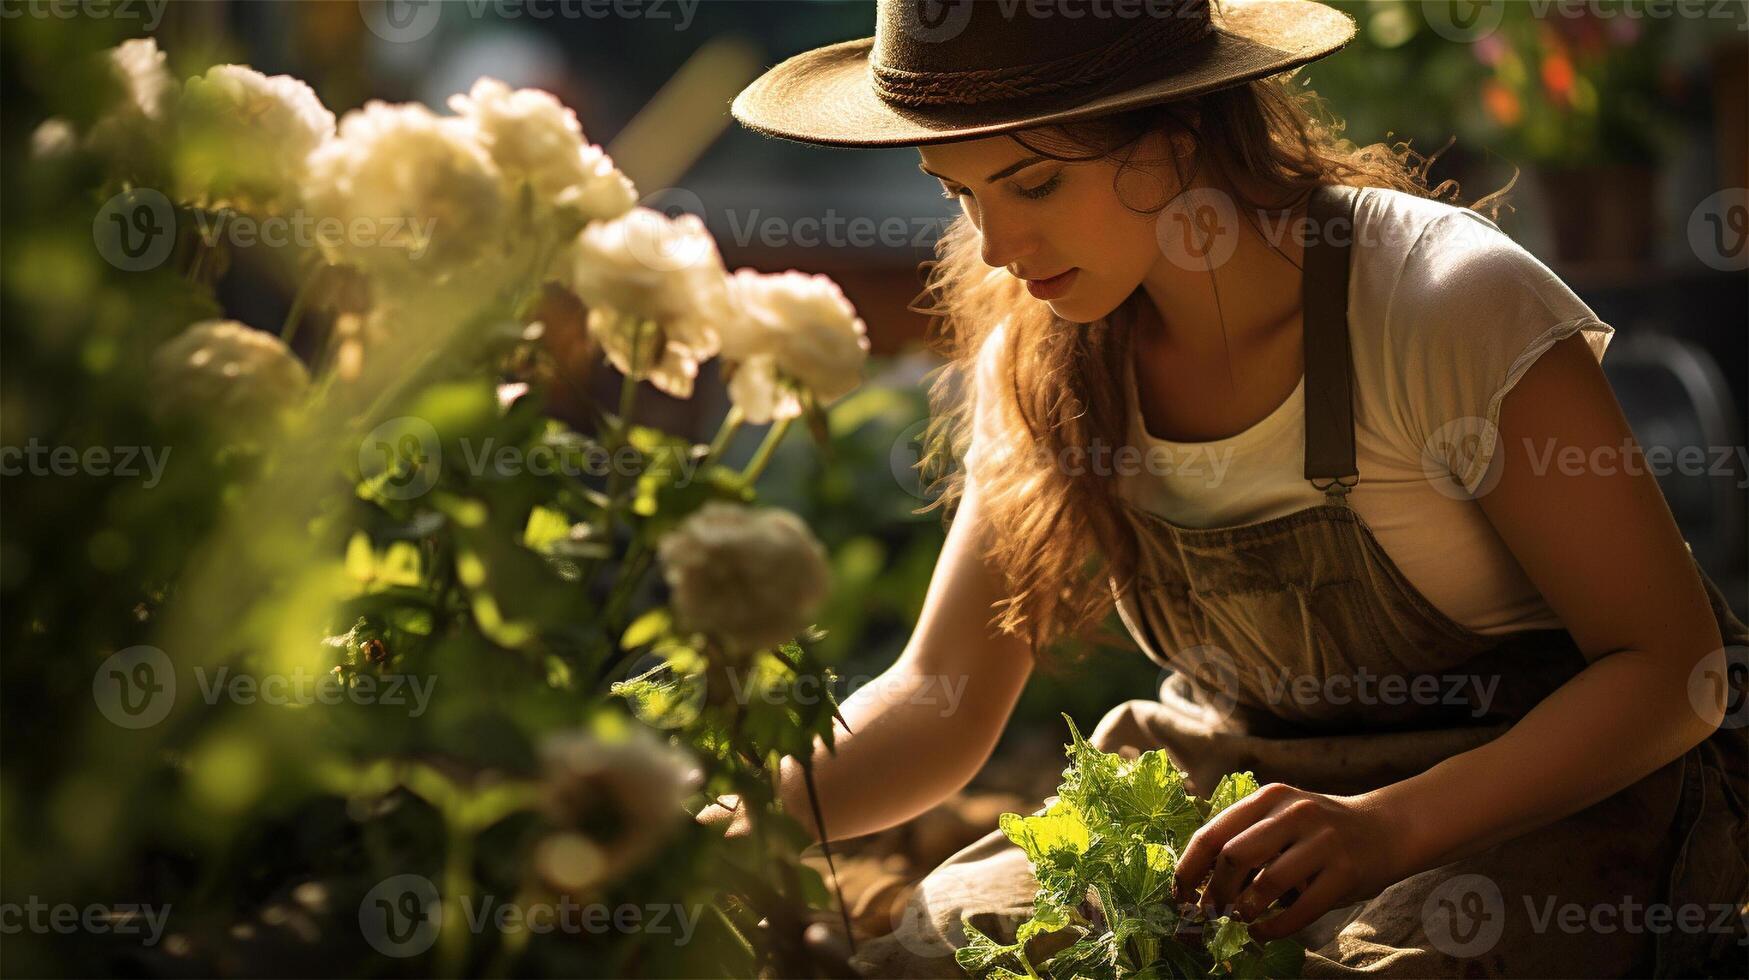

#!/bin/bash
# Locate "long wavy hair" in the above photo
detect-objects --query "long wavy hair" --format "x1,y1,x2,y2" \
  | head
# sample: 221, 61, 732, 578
909, 71, 1515, 664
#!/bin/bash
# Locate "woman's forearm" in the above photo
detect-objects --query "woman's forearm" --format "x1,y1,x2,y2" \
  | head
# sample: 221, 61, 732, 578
773, 662, 1018, 842
1368, 643, 1727, 875
701, 658, 1023, 843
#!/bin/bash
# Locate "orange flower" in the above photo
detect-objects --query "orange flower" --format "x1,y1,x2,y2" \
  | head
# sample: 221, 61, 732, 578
1541, 51, 1575, 106
1483, 81, 1521, 127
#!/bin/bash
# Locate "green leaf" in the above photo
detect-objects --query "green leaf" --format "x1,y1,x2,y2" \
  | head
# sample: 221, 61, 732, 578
619, 607, 672, 650
1256, 938, 1305, 979
1206, 772, 1261, 821
1205, 915, 1250, 965
954, 916, 1027, 976
521, 504, 571, 550
1014, 903, 1068, 945
344, 531, 374, 580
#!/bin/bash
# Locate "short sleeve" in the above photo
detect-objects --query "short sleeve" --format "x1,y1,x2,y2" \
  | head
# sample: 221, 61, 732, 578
961, 319, 1012, 484
1383, 208, 1615, 495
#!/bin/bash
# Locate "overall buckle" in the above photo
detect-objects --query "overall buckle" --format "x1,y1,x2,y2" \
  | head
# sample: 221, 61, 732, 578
1311, 474, 1358, 503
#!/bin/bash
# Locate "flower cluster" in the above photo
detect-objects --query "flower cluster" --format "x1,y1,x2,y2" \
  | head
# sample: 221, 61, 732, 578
68, 37, 869, 436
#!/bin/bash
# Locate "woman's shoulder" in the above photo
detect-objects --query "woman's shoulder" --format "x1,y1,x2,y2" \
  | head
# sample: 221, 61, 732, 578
1343, 184, 1614, 468
1349, 184, 1592, 335
1351, 184, 1506, 268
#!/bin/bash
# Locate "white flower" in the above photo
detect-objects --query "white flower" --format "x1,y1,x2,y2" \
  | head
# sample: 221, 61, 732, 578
656, 501, 831, 655
30, 118, 78, 161
538, 721, 700, 884
176, 65, 335, 214
86, 38, 176, 175
446, 77, 636, 228
719, 268, 870, 424
303, 100, 507, 286
148, 320, 310, 433
569, 207, 731, 399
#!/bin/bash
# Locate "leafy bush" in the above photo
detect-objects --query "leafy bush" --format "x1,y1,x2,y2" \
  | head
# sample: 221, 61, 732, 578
959, 716, 1305, 980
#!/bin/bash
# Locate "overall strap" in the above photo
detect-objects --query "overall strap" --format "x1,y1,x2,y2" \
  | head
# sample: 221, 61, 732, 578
1302, 183, 1360, 503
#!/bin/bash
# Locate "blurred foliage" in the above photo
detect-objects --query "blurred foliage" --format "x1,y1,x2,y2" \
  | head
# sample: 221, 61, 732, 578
1305, 0, 1737, 169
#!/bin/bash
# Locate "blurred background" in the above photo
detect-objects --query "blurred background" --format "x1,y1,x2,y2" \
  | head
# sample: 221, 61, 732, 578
4, 0, 1746, 966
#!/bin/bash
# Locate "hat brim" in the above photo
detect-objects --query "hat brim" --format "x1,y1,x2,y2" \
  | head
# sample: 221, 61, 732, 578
731, 0, 1356, 148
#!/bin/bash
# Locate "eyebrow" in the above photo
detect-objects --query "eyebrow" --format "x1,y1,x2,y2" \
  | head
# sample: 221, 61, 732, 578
917, 155, 1047, 185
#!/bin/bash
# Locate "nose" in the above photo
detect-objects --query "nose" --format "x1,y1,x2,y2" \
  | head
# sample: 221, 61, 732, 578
973, 203, 1039, 273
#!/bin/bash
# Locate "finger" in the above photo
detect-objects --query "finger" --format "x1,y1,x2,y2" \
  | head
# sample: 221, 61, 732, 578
1232, 834, 1325, 922
1173, 784, 1292, 900
1200, 813, 1301, 915
1248, 867, 1348, 942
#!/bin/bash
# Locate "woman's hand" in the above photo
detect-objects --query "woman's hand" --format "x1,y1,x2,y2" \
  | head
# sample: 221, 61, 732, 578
1169, 783, 1412, 941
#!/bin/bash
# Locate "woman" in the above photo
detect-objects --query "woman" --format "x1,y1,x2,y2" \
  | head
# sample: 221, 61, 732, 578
709, 1, 1749, 976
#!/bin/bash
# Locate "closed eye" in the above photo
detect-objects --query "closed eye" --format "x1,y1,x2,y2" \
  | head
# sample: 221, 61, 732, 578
1016, 171, 1063, 200
937, 170, 1064, 202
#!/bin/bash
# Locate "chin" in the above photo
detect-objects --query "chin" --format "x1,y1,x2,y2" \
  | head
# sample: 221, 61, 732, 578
1047, 290, 1119, 325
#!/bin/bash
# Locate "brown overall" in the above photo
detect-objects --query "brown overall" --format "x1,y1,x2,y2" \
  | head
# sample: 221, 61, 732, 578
850, 184, 1749, 978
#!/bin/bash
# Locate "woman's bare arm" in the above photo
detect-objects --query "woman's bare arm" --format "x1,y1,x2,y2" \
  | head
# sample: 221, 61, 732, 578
700, 475, 1035, 842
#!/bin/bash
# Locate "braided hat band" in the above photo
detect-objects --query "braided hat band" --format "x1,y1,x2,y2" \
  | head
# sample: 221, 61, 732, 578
871, 1, 1215, 108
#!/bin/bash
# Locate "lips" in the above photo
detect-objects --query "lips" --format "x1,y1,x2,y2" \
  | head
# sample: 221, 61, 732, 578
1022, 267, 1078, 300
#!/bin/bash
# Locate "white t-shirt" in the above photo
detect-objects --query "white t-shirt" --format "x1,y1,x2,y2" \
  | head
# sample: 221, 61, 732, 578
967, 185, 1615, 636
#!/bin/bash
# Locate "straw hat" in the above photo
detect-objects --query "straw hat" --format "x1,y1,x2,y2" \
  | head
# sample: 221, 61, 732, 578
730, 0, 1357, 148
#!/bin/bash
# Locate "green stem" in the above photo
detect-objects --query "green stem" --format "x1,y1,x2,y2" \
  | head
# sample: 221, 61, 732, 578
603, 539, 651, 625
187, 236, 210, 284
594, 543, 656, 685
598, 318, 648, 534
437, 824, 475, 976
703, 405, 744, 469
739, 416, 792, 485
279, 267, 318, 351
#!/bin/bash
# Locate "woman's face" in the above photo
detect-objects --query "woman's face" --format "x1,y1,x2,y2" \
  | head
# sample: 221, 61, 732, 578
917, 131, 1180, 323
